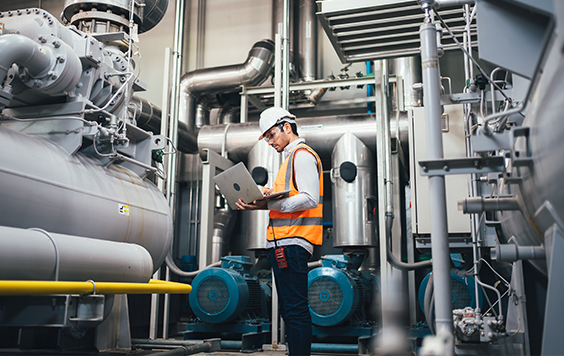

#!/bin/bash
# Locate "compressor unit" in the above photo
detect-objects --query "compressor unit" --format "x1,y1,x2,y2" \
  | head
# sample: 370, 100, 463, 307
308, 254, 379, 342
186, 256, 271, 351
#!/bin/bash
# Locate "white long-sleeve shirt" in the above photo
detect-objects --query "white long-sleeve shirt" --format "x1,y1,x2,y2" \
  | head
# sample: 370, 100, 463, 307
266, 138, 320, 254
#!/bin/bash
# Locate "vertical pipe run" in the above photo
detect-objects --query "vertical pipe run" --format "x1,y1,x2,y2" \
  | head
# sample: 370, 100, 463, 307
282, 0, 290, 109
162, 0, 186, 340
274, 33, 282, 108
419, 20, 454, 337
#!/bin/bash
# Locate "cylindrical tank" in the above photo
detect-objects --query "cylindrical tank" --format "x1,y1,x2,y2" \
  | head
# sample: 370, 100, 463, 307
244, 140, 282, 250
498, 28, 564, 275
0, 125, 172, 270
331, 132, 377, 247
389, 56, 423, 109
0, 226, 153, 282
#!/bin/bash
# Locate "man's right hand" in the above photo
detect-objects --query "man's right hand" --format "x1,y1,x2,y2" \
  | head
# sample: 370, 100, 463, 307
236, 198, 268, 210
261, 187, 273, 195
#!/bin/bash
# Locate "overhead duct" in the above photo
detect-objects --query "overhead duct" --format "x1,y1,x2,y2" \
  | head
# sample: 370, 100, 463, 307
198, 113, 409, 162
178, 40, 275, 132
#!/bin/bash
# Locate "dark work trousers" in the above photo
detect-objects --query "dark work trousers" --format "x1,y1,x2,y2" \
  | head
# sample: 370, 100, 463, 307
270, 245, 312, 356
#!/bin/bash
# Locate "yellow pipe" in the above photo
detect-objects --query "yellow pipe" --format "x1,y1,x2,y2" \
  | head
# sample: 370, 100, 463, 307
0, 279, 192, 296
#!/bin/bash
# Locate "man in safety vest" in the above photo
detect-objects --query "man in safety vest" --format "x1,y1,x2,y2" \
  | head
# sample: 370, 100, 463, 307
236, 106, 323, 356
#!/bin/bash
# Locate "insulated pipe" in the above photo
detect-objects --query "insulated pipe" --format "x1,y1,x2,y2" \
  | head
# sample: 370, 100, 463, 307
211, 208, 236, 263
491, 244, 546, 263
297, 0, 318, 81
420, 19, 454, 337
459, 196, 521, 214
0, 225, 153, 283
165, 255, 221, 279
386, 216, 433, 271
0, 34, 52, 85
198, 113, 409, 162
0, 279, 191, 297
434, 0, 475, 8
131, 96, 198, 153
178, 40, 275, 129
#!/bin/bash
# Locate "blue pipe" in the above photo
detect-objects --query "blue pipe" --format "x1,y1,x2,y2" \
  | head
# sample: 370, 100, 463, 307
366, 61, 374, 114
220, 340, 241, 349
311, 343, 358, 353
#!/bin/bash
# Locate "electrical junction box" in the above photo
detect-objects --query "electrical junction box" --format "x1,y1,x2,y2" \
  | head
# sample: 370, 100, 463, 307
409, 105, 472, 248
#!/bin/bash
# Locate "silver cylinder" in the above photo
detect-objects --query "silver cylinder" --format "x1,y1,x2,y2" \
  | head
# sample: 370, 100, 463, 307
331, 132, 377, 247
0, 125, 173, 271
389, 56, 422, 109
297, 0, 317, 81
211, 209, 235, 262
244, 140, 282, 250
198, 113, 409, 162
0, 226, 153, 282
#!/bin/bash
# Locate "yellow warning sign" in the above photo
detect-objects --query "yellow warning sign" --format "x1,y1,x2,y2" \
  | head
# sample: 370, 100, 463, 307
118, 204, 130, 216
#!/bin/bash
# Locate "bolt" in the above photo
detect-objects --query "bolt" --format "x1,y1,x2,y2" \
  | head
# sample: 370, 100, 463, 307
8, 11, 13, 17
422, 165, 428, 173
120, 76, 126, 82
58, 56, 65, 63
32, 79, 42, 88
52, 40, 61, 48
17, 10, 22, 16
26, 9, 31, 14
38, 35, 47, 43
443, 165, 450, 172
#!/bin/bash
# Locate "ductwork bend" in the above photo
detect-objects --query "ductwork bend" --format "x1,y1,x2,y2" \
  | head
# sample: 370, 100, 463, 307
178, 39, 275, 131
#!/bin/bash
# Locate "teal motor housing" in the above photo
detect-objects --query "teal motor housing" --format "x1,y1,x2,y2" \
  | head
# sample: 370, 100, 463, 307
308, 254, 379, 327
189, 256, 270, 324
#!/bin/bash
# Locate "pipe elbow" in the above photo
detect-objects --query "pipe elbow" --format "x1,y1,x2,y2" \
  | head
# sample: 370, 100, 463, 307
0, 34, 51, 84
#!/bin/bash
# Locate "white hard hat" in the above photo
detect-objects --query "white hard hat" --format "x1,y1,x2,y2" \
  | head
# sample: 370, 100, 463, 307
258, 107, 296, 140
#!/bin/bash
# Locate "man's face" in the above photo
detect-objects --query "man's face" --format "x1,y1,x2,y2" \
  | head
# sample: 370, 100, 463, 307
263, 123, 289, 152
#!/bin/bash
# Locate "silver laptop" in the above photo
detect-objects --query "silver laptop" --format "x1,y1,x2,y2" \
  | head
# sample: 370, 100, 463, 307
213, 162, 290, 210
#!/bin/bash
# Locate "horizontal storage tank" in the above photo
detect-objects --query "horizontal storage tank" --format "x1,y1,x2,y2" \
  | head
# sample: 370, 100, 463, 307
0, 125, 172, 270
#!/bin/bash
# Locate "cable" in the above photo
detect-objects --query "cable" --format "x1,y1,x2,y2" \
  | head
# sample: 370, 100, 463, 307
479, 258, 510, 288
433, 9, 511, 103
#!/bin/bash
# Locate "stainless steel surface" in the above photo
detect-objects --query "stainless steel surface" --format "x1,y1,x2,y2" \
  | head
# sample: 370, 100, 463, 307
0, 125, 173, 270
297, 0, 317, 81
63, 0, 142, 33
419, 20, 453, 337
0, 226, 153, 282
199, 113, 397, 162
331, 132, 376, 247
211, 209, 235, 262
244, 140, 282, 250
389, 56, 422, 109
282, 0, 290, 109
179, 40, 275, 130
316, 0, 477, 63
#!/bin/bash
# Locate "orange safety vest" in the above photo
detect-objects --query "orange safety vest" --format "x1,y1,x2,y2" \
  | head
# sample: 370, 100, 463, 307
267, 142, 323, 245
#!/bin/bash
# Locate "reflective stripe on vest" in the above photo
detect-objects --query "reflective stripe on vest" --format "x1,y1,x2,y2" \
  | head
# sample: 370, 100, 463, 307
267, 142, 323, 245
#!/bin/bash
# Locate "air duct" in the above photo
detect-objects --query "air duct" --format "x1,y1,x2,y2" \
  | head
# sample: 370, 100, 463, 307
178, 40, 275, 132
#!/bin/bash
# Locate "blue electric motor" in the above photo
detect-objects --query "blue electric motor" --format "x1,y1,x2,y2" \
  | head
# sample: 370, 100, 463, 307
189, 256, 271, 324
308, 254, 379, 327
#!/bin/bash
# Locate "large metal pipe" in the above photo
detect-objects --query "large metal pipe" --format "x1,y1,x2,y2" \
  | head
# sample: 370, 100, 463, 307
198, 113, 409, 162
0, 125, 173, 270
178, 40, 275, 130
0, 226, 153, 282
131, 96, 197, 153
297, 0, 317, 81
211, 208, 236, 262
420, 19, 454, 337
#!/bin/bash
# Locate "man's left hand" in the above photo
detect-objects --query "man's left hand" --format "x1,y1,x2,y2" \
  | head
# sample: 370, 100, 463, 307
236, 198, 267, 210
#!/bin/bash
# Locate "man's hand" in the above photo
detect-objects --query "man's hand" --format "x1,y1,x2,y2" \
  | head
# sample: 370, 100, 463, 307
236, 198, 268, 210
261, 187, 273, 195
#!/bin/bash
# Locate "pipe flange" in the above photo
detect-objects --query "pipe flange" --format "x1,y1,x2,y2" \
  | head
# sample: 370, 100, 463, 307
69, 10, 130, 34
18, 39, 82, 95
63, 0, 142, 28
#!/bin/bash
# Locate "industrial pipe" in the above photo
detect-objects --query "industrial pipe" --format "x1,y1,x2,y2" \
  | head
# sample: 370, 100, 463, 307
131, 96, 197, 153
0, 226, 153, 283
165, 254, 221, 279
0, 279, 191, 296
198, 113, 409, 162
386, 216, 433, 271
420, 18, 454, 338
433, 0, 475, 8
178, 40, 275, 131
0, 34, 51, 86
140, 338, 220, 355
459, 196, 521, 214
297, 0, 318, 82
491, 244, 546, 262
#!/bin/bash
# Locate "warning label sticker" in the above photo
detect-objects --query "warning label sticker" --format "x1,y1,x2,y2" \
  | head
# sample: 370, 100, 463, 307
119, 204, 130, 216
0, 23, 4, 35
